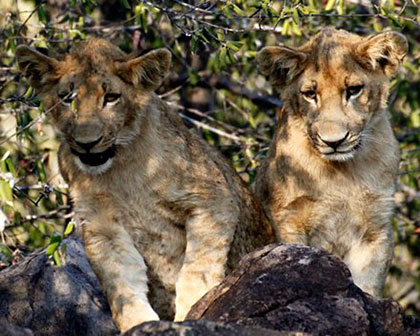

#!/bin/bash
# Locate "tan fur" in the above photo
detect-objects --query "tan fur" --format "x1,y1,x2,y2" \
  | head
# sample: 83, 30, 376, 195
255, 28, 407, 297
16, 39, 274, 332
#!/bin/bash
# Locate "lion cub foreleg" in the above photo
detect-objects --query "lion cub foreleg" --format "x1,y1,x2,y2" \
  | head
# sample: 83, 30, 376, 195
83, 215, 158, 332
174, 207, 236, 321
344, 228, 394, 297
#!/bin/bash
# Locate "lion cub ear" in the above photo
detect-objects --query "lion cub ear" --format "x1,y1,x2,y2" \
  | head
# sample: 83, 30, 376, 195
356, 31, 408, 77
16, 45, 59, 90
118, 49, 171, 91
258, 46, 307, 87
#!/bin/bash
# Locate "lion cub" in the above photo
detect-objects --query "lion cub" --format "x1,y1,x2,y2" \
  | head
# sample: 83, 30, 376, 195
255, 28, 407, 297
16, 39, 274, 331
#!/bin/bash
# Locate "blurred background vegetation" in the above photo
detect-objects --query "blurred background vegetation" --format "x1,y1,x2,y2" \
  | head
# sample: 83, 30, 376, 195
0, 0, 418, 316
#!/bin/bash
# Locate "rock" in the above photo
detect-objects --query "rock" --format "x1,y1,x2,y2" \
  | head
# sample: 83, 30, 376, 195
404, 315, 420, 335
0, 237, 118, 336
187, 243, 419, 336
122, 320, 306, 336
0, 322, 34, 336
2, 240, 419, 336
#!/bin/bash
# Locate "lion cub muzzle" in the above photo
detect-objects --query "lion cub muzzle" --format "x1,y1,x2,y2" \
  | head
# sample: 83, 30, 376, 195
69, 132, 116, 172
71, 144, 116, 167
67, 119, 117, 170
311, 120, 361, 161
318, 131, 349, 150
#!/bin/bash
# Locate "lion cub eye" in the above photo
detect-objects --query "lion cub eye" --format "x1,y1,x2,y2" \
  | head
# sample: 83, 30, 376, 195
104, 93, 121, 106
346, 85, 364, 100
301, 90, 317, 102
58, 92, 76, 105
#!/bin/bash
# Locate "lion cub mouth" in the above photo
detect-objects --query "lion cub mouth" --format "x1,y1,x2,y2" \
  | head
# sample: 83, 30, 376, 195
71, 145, 116, 167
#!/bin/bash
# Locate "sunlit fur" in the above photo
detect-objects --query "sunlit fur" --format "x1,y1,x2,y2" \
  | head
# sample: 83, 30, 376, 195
255, 28, 407, 297
16, 39, 274, 332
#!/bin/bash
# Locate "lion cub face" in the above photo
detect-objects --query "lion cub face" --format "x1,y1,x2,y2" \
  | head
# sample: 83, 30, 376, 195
16, 39, 171, 174
259, 28, 407, 161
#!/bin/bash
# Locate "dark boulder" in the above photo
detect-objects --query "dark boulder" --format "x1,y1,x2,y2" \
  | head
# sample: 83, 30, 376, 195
187, 243, 419, 336
0, 237, 118, 336
122, 320, 304, 336
0, 322, 33, 336
1, 239, 419, 336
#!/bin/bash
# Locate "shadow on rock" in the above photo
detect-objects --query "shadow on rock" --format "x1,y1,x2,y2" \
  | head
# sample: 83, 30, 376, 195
0, 237, 118, 336
123, 320, 306, 336
187, 243, 419, 336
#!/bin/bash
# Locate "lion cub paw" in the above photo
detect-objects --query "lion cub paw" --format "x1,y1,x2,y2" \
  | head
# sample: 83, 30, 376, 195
116, 302, 159, 333
174, 309, 188, 322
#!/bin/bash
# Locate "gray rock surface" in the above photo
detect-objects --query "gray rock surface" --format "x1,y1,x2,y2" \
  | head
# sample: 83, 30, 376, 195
187, 243, 419, 336
0, 237, 118, 336
122, 320, 307, 336
0, 322, 34, 336
1, 240, 419, 336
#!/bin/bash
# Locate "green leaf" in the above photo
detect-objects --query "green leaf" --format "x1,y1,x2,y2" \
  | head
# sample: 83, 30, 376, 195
325, 0, 336, 11
226, 41, 243, 52
39, 102, 45, 114
220, 47, 227, 65
46, 234, 62, 256
0, 181, 12, 202
36, 160, 47, 184
71, 99, 77, 112
224, 4, 231, 18
282, 19, 290, 36
23, 86, 33, 99
37, 5, 48, 24
188, 70, 200, 86
292, 7, 299, 24
410, 111, 420, 128
217, 30, 225, 42
5, 158, 16, 176
379, 6, 387, 15
249, 114, 256, 128
13, 211, 21, 226
291, 21, 302, 36
120, 0, 131, 10
232, 4, 245, 16
338, 0, 345, 15
0, 245, 13, 262
196, 31, 210, 44
64, 221, 74, 236
46, 241, 60, 256
227, 48, 236, 64
191, 36, 198, 52
53, 250, 62, 266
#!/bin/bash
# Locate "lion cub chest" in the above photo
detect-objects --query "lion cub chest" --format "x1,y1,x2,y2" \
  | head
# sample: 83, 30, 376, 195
306, 186, 394, 257
120, 194, 186, 278
276, 170, 395, 259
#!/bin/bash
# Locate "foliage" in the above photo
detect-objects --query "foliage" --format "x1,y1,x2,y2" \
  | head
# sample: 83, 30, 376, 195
0, 0, 419, 315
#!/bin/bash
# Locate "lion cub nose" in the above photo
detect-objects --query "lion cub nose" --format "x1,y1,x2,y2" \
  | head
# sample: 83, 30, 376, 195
75, 137, 103, 151
318, 132, 349, 150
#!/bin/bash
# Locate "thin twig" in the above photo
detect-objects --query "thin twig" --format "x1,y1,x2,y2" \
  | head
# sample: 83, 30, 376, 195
159, 85, 184, 98
23, 206, 72, 222
397, 169, 420, 176
179, 112, 243, 143
17, 1, 43, 35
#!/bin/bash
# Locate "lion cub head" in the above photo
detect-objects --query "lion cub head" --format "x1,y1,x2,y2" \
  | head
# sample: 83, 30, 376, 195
259, 28, 407, 161
16, 39, 171, 174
